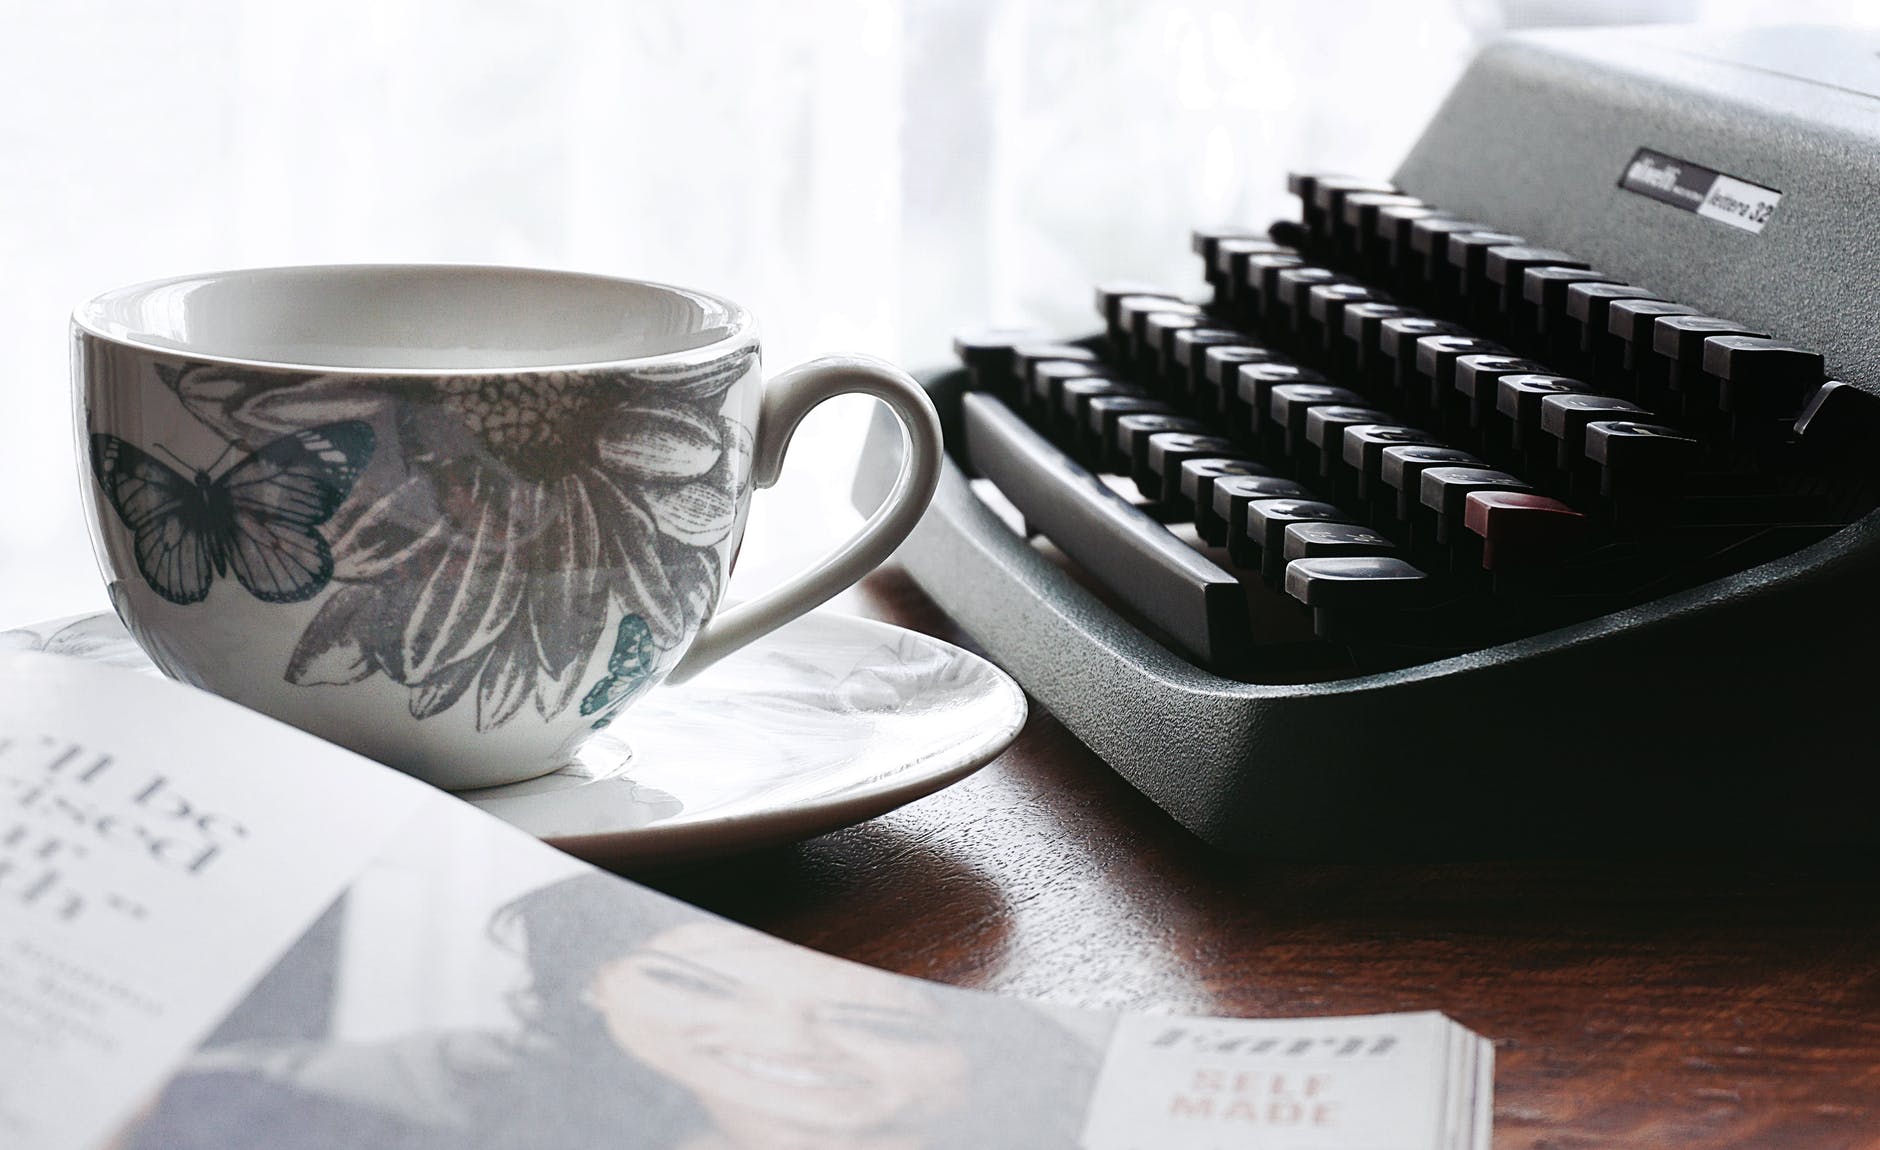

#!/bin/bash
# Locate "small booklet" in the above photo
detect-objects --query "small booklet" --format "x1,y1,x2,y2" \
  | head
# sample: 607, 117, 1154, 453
0, 648, 1492, 1149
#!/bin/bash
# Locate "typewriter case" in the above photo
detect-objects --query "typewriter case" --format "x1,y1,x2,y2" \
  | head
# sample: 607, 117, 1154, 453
854, 26, 1880, 857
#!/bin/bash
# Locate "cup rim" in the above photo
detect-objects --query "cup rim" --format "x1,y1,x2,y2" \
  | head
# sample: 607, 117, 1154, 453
71, 262, 760, 376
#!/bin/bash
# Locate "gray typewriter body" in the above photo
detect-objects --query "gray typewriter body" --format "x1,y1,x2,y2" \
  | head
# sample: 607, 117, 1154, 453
853, 26, 1880, 857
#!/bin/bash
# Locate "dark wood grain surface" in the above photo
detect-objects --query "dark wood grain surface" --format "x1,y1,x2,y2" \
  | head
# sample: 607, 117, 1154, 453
648, 566, 1880, 1150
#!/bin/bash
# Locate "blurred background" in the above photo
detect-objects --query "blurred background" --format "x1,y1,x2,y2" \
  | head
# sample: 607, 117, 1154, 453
4, 0, 1877, 624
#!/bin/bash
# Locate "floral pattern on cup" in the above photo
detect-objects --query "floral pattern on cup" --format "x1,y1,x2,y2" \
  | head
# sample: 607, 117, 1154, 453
99, 349, 759, 731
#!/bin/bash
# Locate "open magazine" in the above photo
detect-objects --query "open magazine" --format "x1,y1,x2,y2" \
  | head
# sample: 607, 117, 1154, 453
0, 648, 1492, 1150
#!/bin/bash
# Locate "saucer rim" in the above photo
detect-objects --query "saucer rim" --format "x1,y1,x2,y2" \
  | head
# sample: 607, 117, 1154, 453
464, 611, 1026, 868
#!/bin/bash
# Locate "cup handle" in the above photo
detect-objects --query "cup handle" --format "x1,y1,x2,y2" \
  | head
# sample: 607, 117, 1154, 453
665, 354, 943, 684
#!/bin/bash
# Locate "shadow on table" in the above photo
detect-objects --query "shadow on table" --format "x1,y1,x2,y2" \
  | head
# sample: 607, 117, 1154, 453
641, 814, 1018, 987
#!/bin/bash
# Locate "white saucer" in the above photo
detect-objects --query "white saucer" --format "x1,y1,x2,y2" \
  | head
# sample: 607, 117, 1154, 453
1, 610, 1027, 869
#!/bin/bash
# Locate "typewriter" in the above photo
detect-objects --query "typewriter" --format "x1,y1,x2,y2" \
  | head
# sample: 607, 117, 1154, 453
853, 25, 1880, 857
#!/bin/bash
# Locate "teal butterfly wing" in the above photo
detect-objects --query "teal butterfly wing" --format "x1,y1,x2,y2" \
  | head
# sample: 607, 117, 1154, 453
581, 615, 659, 727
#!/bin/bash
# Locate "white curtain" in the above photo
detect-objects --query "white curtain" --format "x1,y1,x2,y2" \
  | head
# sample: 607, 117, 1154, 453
2, 0, 1875, 621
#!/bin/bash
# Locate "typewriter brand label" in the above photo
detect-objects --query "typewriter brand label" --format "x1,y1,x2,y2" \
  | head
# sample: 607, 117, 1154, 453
1618, 148, 1781, 234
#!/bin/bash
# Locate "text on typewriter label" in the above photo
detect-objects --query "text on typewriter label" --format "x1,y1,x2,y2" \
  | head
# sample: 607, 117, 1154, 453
1618, 147, 1781, 234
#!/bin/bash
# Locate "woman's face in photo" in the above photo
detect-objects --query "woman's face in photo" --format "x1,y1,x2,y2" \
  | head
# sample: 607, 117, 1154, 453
586, 923, 970, 1139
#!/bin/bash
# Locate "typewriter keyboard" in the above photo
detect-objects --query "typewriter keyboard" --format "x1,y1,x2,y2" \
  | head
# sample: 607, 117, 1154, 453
952, 173, 1880, 679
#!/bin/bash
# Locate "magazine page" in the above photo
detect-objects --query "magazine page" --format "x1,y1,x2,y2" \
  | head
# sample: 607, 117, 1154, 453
0, 651, 435, 1150
2, 650, 1486, 1150
113, 804, 1114, 1150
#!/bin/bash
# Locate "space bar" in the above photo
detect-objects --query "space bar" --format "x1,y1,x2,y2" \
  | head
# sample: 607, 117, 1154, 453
962, 392, 1249, 669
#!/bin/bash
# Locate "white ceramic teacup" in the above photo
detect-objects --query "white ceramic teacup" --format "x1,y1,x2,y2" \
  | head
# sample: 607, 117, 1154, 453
74, 265, 942, 789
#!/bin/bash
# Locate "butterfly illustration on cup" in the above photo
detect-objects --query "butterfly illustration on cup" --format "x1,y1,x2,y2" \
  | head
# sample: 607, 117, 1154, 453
91, 420, 376, 606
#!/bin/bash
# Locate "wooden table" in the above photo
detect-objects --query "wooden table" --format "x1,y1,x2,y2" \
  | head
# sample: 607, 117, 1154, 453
649, 566, 1880, 1150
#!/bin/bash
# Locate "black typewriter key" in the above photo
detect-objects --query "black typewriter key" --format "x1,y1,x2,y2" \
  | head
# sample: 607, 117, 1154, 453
1116, 296, 1207, 365
1013, 341, 1100, 381
1210, 237, 1300, 310
1407, 219, 1491, 307
1013, 345, 1102, 413
1539, 393, 1648, 472
1305, 405, 1393, 480
1462, 490, 1588, 569
1381, 445, 1484, 522
1342, 192, 1423, 235
1608, 297, 1699, 366
1453, 355, 1548, 438
1183, 459, 1281, 543
1649, 315, 1763, 421
1565, 282, 1660, 379
1443, 230, 1525, 310
1191, 225, 1269, 267
1095, 283, 1176, 332
1116, 412, 1210, 490
1213, 236, 1291, 274
1028, 358, 1111, 421
1566, 281, 1657, 338
1346, 190, 1413, 229
1287, 171, 1386, 210
1241, 252, 1306, 326
1702, 336, 1825, 434
1482, 246, 1587, 318
1377, 317, 1468, 397
1602, 299, 1695, 401
1338, 302, 1414, 377
1144, 432, 1245, 510
1520, 266, 1619, 350
1522, 266, 1617, 319
1212, 238, 1293, 307
1084, 395, 1174, 469
1374, 203, 1441, 281
1312, 176, 1398, 219
1283, 557, 1431, 632
1171, 328, 1249, 404
1286, 171, 1323, 200
1210, 475, 1314, 551
1143, 312, 1207, 386
1286, 172, 1347, 239
953, 326, 1054, 393
1583, 420, 1700, 499
1200, 345, 1283, 416
1274, 266, 1349, 342
1310, 176, 1397, 247
1408, 217, 1488, 283
1341, 192, 1423, 262
1307, 282, 1387, 355
1108, 292, 1183, 348
1233, 363, 1327, 435
1127, 311, 1204, 385
1494, 373, 1593, 454
1651, 315, 1764, 378
1343, 425, 1443, 499
1266, 383, 1366, 454
1059, 376, 1144, 443
1242, 498, 1356, 580
1415, 335, 1506, 417
1284, 560, 1433, 644
1418, 466, 1533, 544
1283, 521, 1401, 564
